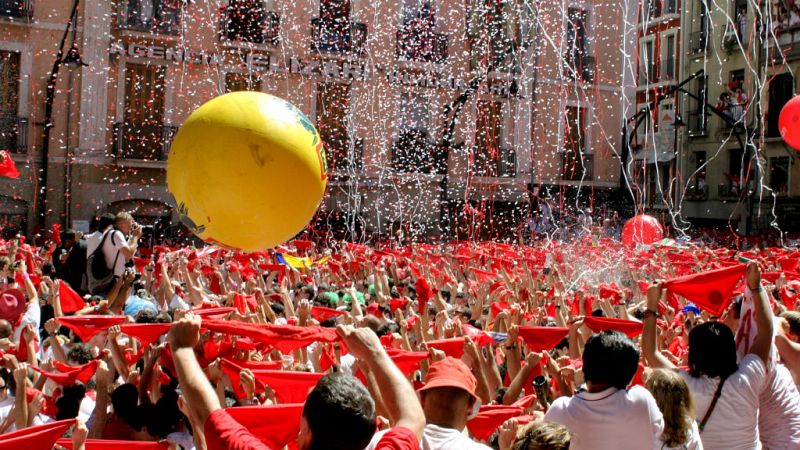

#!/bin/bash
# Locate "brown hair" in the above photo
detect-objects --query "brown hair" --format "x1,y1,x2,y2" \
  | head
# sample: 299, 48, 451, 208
510, 421, 570, 450
646, 369, 695, 447
780, 311, 800, 339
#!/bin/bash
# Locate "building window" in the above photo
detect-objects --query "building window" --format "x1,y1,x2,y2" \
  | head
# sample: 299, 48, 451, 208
473, 99, 503, 176
467, 0, 519, 72
312, 0, 367, 55
122, 0, 181, 35
396, 0, 448, 63
642, 0, 660, 20
768, 73, 794, 138
770, 157, 789, 195
660, 33, 675, 82
664, 0, 677, 15
693, 151, 706, 187
317, 82, 354, 172
564, 8, 593, 82
0, 51, 21, 154
222, 0, 280, 45
562, 105, 591, 180
639, 38, 656, 84
687, 76, 708, 135
225, 73, 262, 92
392, 92, 434, 173
119, 63, 167, 160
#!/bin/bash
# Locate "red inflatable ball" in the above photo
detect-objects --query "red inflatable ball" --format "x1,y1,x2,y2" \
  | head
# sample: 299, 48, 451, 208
779, 95, 800, 150
621, 215, 664, 248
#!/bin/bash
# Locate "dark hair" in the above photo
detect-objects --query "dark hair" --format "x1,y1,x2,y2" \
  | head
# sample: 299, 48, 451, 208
98, 213, 115, 232
68, 343, 93, 365
136, 309, 158, 324
303, 372, 376, 450
112, 383, 141, 426
55, 384, 86, 420
582, 331, 640, 389
688, 322, 738, 378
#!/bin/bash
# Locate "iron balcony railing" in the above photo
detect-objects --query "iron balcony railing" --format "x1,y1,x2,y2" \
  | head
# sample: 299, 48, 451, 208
219, 7, 280, 45
113, 123, 178, 161
0, 0, 32, 19
395, 28, 448, 63
0, 116, 27, 153
311, 18, 367, 56
118, 0, 181, 35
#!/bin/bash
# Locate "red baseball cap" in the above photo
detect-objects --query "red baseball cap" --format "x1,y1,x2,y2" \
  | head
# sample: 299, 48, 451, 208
0, 288, 25, 322
417, 357, 478, 400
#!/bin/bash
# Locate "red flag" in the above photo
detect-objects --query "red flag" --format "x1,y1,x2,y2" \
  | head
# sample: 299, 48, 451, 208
517, 326, 569, 352
0, 152, 20, 179
467, 406, 524, 441
58, 281, 85, 314
57, 316, 126, 342
0, 419, 74, 450
662, 264, 747, 316
120, 323, 172, 347
225, 404, 303, 450
583, 316, 643, 338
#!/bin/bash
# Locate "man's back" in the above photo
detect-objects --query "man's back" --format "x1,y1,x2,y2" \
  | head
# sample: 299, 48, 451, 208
544, 385, 663, 450
422, 424, 491, 450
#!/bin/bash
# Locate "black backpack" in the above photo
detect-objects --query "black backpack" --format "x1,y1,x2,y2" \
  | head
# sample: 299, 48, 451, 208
86, 230, 120, 294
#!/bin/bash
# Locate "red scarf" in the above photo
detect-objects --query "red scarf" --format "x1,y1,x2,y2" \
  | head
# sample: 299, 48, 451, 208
56, 316, 126, 342
517, 326, 569, 352
582, 316, 644, 338
58, 281, 85, 314
466, 406, 524, 441
120, 323, 172, 347
203, 319, 338, 353
220, 359, 322, 402
226, 404, 302, 450
662, 264, 747, 316
425, 338, 465, 359
0, 418, 74, 449
33, 360, 99, 386
55, 438, 169, 449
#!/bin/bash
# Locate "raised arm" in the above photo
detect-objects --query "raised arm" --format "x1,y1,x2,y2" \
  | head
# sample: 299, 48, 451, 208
336, 325, 425, 439
746, 263, 774, 366
642, 284, 677, 369
167, 314, 221, 428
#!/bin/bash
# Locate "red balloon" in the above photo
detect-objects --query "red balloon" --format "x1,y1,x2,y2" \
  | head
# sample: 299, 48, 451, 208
621, 215, 664, 248
779, 95, 800, 150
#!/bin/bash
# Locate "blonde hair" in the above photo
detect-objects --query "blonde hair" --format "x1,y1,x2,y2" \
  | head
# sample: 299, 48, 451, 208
646, 369, 695, 447
510, 421, 570, 450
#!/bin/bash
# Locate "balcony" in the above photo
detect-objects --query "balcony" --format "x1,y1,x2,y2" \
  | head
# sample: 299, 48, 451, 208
311, 18, 367, 56
769, 25, 800, 61
564, 54, 595, 83
113, 123, 177, 161
684, 185, 708, 201
686, 110, 707, 136
118, 0, 181, 36
472, 146, 517, 178
219, 8, 280, 46
688, 30, 708, 54
0, 0, 32, 19
396, 28, 448, 63
0, 116, 26, 153
718, 183, 741, 199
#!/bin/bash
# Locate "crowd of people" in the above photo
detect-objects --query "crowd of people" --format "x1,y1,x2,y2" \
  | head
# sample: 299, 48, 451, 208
0, 210, 799, 449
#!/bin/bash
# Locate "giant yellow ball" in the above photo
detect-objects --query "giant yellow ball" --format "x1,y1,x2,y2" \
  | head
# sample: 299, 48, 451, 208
167, 92, 328, 252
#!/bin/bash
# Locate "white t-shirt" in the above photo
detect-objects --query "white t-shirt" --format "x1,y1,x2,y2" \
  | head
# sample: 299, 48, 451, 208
655, 421, 703, 450
758, 363, 800, 449
679, 354, 767, 450
423, 424, 492, 450
101, 230, 128, 276
545, 385, 664, 450
13, 299, 41, 344
169, 294, 190, 311
85, 231, 104, 257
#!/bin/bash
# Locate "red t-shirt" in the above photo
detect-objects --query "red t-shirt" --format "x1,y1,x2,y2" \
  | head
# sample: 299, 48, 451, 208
374, 426, 419, 450
205, 409, 272, 450
205, 409, 419, 450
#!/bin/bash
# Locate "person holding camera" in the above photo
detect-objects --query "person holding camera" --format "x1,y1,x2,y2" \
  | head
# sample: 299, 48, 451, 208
102, 212, 142, 278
